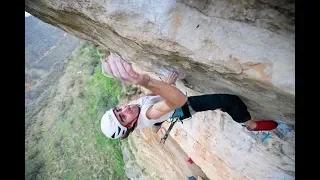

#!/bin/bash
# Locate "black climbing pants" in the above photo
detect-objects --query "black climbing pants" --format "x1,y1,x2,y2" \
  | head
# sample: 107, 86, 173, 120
187, 94, 251, 123
153, 94, 251, 127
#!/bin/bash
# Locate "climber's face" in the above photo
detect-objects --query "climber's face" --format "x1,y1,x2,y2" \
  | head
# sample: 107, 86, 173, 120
113, 104, 140, 127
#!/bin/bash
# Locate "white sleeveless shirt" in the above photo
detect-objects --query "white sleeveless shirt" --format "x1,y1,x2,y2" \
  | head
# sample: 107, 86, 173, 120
128, 95, 175, 129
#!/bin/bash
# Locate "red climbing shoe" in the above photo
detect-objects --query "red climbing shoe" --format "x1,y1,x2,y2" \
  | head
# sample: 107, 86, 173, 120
248, 120, 278, 131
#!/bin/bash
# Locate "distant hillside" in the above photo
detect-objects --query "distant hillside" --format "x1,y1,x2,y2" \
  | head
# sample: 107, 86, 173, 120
25, 16, 86, 105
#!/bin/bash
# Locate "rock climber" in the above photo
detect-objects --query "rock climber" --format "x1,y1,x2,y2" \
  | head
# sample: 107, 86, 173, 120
100, 54, 278, 139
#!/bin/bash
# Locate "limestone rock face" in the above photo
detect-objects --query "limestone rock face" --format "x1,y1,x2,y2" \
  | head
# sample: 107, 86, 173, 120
121, 81, 294, 180
26, 0, 295, 179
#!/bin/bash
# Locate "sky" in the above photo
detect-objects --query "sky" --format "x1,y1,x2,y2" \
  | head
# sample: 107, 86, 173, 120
25, 12, 31, 17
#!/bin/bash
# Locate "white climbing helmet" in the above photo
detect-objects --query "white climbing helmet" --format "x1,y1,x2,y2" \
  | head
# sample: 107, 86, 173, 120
101, 109, 127, 139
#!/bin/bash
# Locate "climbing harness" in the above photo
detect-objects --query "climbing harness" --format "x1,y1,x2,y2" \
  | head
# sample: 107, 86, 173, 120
156, 76, 189, 144
159, 107, 184, 144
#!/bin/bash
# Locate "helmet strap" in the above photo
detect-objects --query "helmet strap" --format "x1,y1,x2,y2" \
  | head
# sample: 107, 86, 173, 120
125, 107, 140, 128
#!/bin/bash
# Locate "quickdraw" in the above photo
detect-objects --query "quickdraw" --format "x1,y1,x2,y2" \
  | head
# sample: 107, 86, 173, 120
159, 107, 184, 144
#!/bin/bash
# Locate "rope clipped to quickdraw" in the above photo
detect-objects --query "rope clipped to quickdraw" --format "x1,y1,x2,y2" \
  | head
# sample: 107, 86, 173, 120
159, 107, 184, 144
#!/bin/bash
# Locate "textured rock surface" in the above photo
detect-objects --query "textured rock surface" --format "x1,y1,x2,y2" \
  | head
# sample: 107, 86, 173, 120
124, 113, 294, 179
121, 74, 294, 180
121, 127, 209, 180
163, 82, 294, 179
26, 0, 295, 179
25, 0, 295, 124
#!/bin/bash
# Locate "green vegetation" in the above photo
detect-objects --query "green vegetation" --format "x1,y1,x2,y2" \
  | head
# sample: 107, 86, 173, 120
25, 16, 84, 105
25, 42, 127, 180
